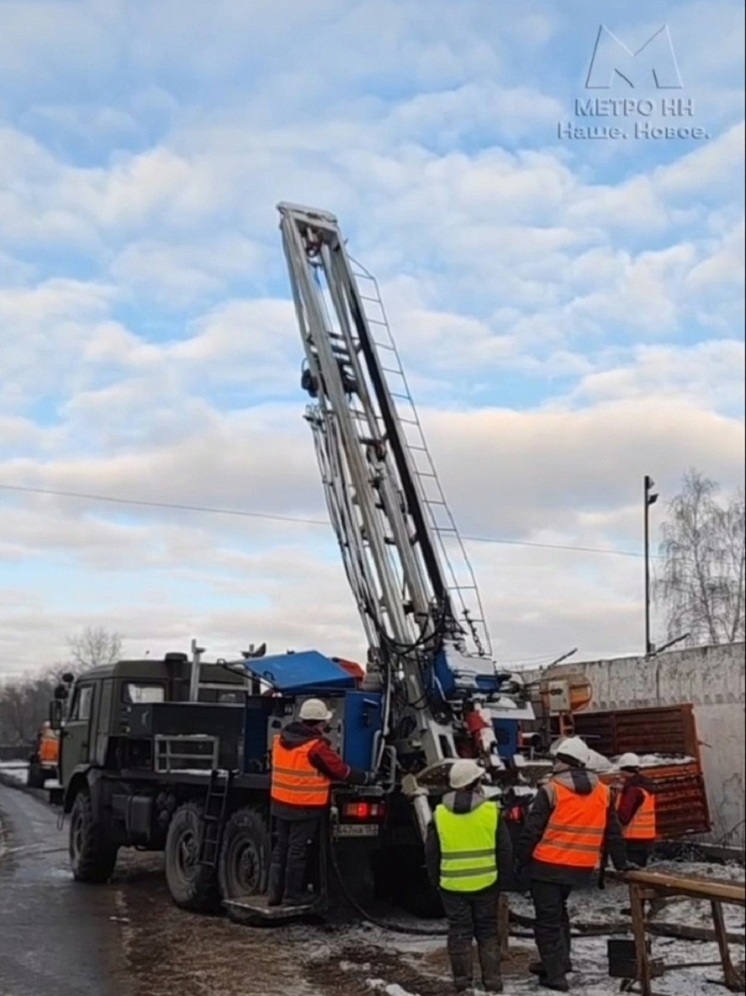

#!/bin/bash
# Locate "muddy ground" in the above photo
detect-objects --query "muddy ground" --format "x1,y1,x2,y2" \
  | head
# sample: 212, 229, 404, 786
2, 774, 743, 996
111, 850, 534, 996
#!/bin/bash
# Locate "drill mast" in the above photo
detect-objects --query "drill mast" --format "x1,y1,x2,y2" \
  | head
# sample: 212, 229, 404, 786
278, 203, 532, 775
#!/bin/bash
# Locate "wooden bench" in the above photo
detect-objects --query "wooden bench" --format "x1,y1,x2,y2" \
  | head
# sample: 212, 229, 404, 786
621, 869, 745, 994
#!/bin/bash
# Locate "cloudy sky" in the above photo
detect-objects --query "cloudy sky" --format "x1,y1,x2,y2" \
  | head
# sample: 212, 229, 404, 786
0, 0, 743, 679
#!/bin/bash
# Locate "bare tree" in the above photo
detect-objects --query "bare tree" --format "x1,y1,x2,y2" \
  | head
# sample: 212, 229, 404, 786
66, 626, 123, 671
0, 628, 125, 745
655, 470, 745, 646
0, 671, 58, 745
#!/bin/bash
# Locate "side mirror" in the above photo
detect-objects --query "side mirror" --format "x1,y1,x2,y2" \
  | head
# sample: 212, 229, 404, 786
49, 699, 64, 733
54, 684, 69, 701
61, 672, 75, 684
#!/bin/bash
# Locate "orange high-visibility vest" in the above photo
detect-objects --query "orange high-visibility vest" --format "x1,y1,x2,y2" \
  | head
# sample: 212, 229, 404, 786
533, 779, 610, 868
39, 729, 59, 765
270, 736, 331, 808
619, 788, 657, 842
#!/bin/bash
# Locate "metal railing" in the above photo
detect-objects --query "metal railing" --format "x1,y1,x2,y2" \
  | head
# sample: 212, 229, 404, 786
154, 734, 219, 773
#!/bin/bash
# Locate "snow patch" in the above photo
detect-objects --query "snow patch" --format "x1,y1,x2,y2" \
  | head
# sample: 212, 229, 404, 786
341, 959, 371, 972
0, 761, 29, 785
609, 753, 696, 769
366, 980, 422, 996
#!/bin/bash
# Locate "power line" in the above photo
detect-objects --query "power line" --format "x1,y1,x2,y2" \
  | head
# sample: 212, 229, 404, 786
0, 482, 323, 526
0, 481, 659, 560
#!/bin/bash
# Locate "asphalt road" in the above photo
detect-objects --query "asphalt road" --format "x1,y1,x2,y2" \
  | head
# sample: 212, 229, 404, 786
0, 780, 129, 996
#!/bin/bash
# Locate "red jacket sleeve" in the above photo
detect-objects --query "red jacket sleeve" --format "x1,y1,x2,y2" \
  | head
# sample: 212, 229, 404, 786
308, 739, 353, 782
617, 784, 645, 826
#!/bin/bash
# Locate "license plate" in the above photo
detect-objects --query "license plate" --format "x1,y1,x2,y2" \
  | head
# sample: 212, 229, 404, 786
333, 823, 380, 838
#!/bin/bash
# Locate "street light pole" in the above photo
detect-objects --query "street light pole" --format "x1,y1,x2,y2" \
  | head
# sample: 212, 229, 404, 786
644, 475, 659, 656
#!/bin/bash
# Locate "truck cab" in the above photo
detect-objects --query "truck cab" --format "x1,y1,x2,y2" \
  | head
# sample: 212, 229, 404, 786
55, 653, 250, 802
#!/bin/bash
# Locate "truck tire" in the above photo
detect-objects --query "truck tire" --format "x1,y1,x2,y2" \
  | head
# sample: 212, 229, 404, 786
164, 801, 220, 913
397, 873, 443, 918
69, 789, 118, 883
218, 807, 269, 915
381, 847, 443, 918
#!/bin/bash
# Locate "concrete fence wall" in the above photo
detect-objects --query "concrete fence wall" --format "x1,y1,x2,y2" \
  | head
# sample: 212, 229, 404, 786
524, 642, 745, 849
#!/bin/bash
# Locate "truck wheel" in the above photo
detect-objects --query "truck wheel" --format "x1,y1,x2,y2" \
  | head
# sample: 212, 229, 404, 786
69, 789, 118, 883
218, 807, 269, 915
165, 801, 219, 913
396, 867, 442, 918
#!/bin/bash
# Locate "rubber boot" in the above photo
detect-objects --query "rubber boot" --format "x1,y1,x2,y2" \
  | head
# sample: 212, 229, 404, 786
538, 979, 569, 993
266, 856, 284, 907
560, 917, 573, 973
282, 864, 307, 905
529, 950, 573, 974
477, 937, 503, 993
537, 950, 569, 992
448, 940, 473, 993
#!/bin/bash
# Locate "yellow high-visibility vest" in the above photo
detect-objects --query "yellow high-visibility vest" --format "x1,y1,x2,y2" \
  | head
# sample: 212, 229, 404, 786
433, 802, 499, 893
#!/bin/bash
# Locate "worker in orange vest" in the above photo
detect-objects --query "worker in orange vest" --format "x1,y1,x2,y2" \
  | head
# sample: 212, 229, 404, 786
615, 752, 657, 868
515, 737, 629, 992
267, 698, 374, 907
35, 721, 59, 765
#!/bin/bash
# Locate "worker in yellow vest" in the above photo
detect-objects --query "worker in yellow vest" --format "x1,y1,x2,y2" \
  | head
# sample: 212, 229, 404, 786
426, 759, 513, 994
515, 737, 629, 992
268, 698, 373, 907
615, 752, 657, 867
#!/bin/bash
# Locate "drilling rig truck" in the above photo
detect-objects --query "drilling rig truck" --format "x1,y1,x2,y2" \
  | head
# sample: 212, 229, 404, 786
51, 204, 575, 921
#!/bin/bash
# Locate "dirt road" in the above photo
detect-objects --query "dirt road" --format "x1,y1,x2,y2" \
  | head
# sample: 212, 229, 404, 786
4, 776, 740, 996
0, 777, 458, 996
0, 781, 129, 996
110, 848, 457, 996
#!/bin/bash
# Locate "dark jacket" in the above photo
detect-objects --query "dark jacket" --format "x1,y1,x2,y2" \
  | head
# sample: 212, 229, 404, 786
270, 720, 368, 821
425, 789, 514, 893
616, 772, 653, 827
515, 767, 627, 887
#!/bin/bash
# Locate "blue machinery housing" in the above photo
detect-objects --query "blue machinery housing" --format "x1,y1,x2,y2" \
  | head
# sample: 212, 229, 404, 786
238, 650, 521, 771
239, 650, 383, 774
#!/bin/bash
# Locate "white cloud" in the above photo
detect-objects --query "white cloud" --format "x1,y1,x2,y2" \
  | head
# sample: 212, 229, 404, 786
568, 340, 745, 412
0, 0, 743, 677
109, 235, 268, 308
0, 279, 116, 409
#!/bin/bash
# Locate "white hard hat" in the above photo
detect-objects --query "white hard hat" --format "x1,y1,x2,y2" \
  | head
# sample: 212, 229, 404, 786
299, 698, 333, 722
617, 752, 641, 770
555, 736, 590, 768
449, 758, 485, 790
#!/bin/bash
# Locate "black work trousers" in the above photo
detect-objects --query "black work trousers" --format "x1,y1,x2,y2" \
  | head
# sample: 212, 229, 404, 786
626, 842, 652, 867
440, 884, 499, 944
268, 816, 320, 903
531, 879, 573, 982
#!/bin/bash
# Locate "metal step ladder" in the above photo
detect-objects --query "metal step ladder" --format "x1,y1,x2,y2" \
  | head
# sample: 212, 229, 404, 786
198, 769, 233, 868
348, 258, 491, 657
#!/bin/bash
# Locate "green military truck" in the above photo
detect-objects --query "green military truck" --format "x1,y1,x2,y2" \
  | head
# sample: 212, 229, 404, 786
50, 650, 392, 920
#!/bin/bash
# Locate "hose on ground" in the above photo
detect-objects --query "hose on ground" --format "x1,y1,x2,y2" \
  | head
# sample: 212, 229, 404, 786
329, 846, 633, 940
328, 839, 448, 936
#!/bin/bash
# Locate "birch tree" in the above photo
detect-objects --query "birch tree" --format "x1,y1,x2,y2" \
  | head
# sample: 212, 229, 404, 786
655, 470, 745, 646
